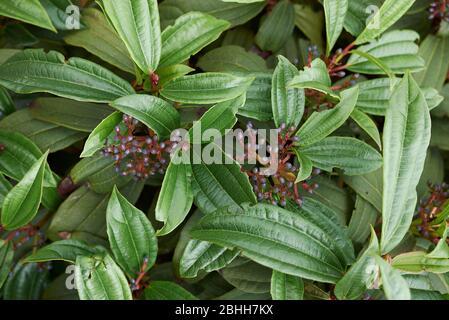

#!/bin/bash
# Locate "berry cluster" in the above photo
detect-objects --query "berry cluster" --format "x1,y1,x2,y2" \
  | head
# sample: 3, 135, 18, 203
413, 182, 449, 243
0, 224, 46, 250
429, 0, 449, 23
239, 123, 320, 207
102, 115, 174, 180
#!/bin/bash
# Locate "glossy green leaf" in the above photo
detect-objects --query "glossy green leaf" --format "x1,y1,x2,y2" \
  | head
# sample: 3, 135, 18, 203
0, 240, 14, 290
0, 49, 135, 103
159, 12, 230, 68
24, 239, 100, 264
300, 136, 382, 176
191, 151, 256, 214
156, 160, 193, 236
381, 73, 431, 254
160, 73, 254, 105
296, 86, 359, 147
0, 0, 56, 32
80, 112, 122, 158
189, 95, 246, 144
1, 151, 48, 230
0, 87, 15, 117
3, 263, 49, 300
179, 239, 239, 278
324, 0, 348, 56
271, 270, 304, 300
272, 55, 304, 128
107, 187, 158, 277
294, 150, 313, 183
110, 94, 180, 139
159, 0, 265, 28
30, 97, 112, 133
255, 0, 295, 53
75, 253, 132, 300
294, 4, 324, 51
101, 0, 161, 74
144, 281, 198, 300
354, 0, 417, 44
64, 8, 135, 74
197, 45, 268, 73
191, 203, 345, 283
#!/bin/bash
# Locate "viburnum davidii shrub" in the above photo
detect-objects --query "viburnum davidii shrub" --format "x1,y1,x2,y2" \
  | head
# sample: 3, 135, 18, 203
1, 0, 449, 301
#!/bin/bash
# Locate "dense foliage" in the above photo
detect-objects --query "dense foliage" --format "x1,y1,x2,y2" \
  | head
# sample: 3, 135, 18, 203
1, 0, 449, 301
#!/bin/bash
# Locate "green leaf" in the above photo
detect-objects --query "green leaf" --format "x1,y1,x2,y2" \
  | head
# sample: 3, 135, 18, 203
30, 97, 112, 133
348, 196, 379, 245
344, 0, 383, 37
159, 12, 230, 68
296, 86, 359, 147
0, 87, 15, 117
271, 270, 304, 300
101, 0, 161, 74
3, 263, 49, 300
189, 95, 246, 144
376, 256, 411, 300
381, 73, 431, 254
354, 0, 417, 45
299, 136, 382, 176
157, 64, 195, 87
294, 4, 324, 51
349, 30, 424, 75
334, 229, 380, 300
237, 72, 272, 121
191, 150, 256, 214
159, 0, 265, 28
75, 253, 132, 300
255, 0, 295, 53
1, 151, 48, 230
294, 150, 313, 183
0, 173, 12, 207
40, 0, 81, 31
349, 50, 396, 81
221, 0, 264, 2
24, 239, 100, 264
156, 160, 193, 236
110, 94, 180, 139
272, 55, 304, 129
221, 258, 272, 293
0, 240, 14, 290
392, 251, 449, 274
344, 168, 382, 212
287, 197, 355, 266
0, 109, 87, 153
324, 0, 348, 56
414, 34, 449, 91
355, 78, 439, 116
288, 58, 338, 99
191, 203, 345, 283
81, 112, 122, 158
107, 187, 158, 277
160, 73, 254, 105
144, 281, 198, 300
350, 109, 382, 149
179, 239, 239, 278
64, 8, 135, 74
0, 0, 56, 32
197, 45, 268, 73
0, 49, 135, 103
